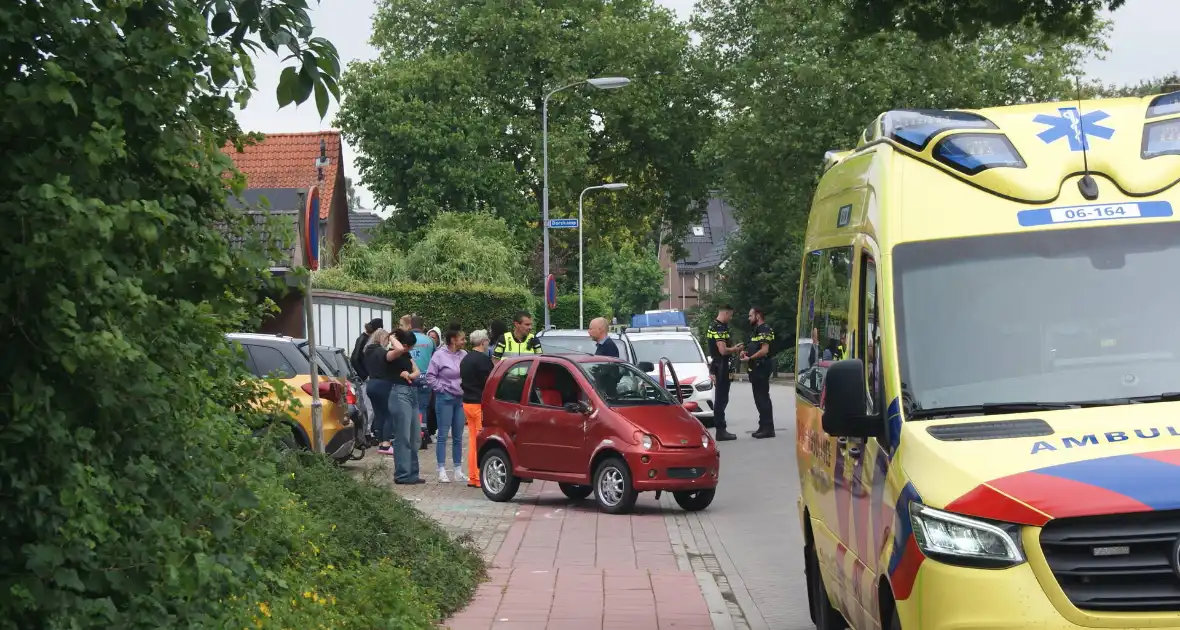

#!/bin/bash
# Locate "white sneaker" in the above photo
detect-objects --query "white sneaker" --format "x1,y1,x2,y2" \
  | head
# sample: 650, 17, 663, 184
454, 467, 468, 482
438, 468, 450, 483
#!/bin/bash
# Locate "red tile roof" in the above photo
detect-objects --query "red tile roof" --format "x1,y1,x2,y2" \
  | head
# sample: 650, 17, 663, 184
222, 131, 344, 220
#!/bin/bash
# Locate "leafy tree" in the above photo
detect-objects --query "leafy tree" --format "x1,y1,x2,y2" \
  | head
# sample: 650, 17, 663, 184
834, 0, 1122, 41
0, 1, 481, 628
345, 176, 362, 211
334, 0, 717, 284
586, 242, 665, 321
1088, 73, 1180, 98
694, 0, 1103, 336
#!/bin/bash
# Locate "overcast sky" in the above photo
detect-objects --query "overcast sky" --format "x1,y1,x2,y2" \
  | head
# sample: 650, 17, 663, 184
234, 0, 1180, 213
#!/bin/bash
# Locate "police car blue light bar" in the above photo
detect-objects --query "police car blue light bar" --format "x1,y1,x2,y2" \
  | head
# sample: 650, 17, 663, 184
1146, 91, 1180, 119
882, 109, 998, 151
932, 133, 1026, 175
1142, 118, 1180, 159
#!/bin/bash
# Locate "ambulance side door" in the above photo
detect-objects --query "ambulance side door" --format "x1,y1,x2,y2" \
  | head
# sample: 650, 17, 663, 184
796, 244, 856, 609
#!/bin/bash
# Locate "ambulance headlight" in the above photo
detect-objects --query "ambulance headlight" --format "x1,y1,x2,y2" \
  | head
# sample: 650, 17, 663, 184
909, 503, 1025, 568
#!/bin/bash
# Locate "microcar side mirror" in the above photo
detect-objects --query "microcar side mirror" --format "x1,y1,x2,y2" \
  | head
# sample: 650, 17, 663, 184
821, 359, 885, 439
637, 361, 655, 373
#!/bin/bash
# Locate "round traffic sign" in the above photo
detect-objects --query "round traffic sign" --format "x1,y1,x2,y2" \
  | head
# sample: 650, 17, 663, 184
304, 186, 320, 271
545, 274, 558, 310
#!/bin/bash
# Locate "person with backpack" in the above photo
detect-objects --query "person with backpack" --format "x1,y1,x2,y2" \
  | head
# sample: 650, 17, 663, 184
740, 307, 776, 439
408, 315, 436, 449
350, 318, 381, 443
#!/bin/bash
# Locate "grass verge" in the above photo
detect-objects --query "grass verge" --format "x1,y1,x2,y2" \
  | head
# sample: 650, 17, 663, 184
228, 451, 486, 628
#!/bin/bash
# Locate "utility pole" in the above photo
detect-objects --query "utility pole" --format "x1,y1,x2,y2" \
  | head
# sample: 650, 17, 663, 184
540, 77, 631, 329
299, 138, 331, 454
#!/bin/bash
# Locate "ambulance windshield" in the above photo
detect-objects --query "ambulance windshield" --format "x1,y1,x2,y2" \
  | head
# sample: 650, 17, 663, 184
894, 220, 1180, 414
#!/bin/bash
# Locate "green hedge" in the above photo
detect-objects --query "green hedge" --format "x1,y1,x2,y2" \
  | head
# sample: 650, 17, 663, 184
313, 271, 534, 331
549, 286, 612, 329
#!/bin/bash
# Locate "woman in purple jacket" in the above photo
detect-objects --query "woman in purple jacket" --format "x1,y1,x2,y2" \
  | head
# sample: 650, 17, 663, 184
426, 324, 467, 483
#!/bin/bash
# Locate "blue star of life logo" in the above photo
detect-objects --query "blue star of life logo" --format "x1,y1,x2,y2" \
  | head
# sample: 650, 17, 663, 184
1033, 107, 1114, 151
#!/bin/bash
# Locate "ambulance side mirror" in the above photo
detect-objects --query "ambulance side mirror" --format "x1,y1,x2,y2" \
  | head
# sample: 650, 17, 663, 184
822, 359, 885, 439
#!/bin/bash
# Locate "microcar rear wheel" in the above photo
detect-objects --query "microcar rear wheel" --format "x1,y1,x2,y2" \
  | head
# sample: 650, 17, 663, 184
480, 447, 520, 502
673, 489, 715, 511
559, 483, 593, 500
593, 456, 638, 514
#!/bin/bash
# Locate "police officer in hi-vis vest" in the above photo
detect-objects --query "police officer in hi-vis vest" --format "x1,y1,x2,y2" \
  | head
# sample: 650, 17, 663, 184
492, 311, 542, 361
706, 305, 743, 442
740, 306, 776, 439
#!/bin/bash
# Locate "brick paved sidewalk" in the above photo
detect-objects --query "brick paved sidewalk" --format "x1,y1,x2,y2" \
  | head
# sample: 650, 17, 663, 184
352, 453, 729, 630
446, 481, 715, 630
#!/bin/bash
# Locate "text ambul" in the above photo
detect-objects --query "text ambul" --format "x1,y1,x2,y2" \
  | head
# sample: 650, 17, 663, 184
1030, 426, 1180, 455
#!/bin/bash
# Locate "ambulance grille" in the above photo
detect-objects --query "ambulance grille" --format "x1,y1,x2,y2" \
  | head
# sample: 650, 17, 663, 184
1039, 510, 1180, 612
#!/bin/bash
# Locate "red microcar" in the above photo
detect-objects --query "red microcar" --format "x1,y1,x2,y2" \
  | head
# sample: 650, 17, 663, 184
475, 355, 720, 514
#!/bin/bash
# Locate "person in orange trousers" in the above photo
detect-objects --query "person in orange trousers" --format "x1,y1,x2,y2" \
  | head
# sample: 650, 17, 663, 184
463, 403, 483, 487
459, 329, 494, 488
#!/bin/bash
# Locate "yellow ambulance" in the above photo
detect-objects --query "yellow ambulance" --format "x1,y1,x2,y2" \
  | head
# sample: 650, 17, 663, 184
795, 93, 1180, 629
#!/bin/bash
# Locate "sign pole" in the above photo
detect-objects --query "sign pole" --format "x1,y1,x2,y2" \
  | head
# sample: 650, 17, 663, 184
299, 188, 324, 454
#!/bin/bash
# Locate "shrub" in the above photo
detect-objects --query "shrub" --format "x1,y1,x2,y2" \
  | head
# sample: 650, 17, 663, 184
403, 227, 524, 287
549, 286, 613, 329
278, 454, 484, 618
345, 211, 525, 288
313, 273, 534, 331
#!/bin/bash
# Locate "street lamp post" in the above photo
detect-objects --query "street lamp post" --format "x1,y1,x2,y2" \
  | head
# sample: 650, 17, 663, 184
578, 183, 628, 329
541, 76, 631, 329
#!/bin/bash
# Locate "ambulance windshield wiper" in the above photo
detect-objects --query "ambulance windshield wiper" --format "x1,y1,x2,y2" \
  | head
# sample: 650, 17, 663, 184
1079, 392, 1180, 405
908, 401, 1080, 419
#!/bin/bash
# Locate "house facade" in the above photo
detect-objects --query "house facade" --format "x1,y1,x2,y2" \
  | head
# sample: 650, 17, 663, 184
657, 196, 739, 310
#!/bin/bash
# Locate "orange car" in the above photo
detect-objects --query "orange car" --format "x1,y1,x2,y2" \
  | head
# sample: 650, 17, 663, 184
227, 333, 357, 462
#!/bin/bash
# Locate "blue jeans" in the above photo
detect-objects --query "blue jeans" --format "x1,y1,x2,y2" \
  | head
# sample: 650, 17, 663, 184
366, 379, 394, 443
415, 379, 432, 424
390, 384, 421, 482
434, 392, 465, 468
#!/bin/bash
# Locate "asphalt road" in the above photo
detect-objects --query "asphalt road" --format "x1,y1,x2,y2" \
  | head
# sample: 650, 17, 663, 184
706, 380, 815, 630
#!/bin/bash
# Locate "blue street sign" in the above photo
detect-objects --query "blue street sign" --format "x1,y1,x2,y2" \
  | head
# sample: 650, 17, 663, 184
548, 218, 579, 229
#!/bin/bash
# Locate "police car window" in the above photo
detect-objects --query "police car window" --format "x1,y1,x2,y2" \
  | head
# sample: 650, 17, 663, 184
796, 246, 853, 393
495, 363, 531, 403
631, 339, 703, 365
538, 335, 598, 356
247, 345, 297, 379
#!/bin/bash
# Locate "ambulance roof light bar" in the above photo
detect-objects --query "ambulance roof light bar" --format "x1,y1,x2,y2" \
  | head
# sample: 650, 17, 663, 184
880, 109, 997, 152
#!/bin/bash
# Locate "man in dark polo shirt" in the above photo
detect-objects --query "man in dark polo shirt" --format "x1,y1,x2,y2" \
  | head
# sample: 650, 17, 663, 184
589, 317, 620, 358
